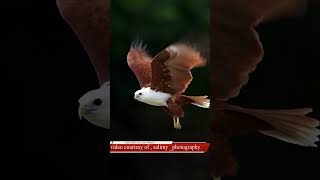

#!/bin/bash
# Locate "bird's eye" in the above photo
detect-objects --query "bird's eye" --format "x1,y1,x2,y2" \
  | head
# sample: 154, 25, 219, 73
138, 92, 142, 95
93, 98, 102, 106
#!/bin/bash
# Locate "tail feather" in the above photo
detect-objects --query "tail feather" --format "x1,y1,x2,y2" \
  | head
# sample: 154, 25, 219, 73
244, 108, 313, 116
182, 95, 210, 108
257, 113, 320, 147
223, 104, 320, 147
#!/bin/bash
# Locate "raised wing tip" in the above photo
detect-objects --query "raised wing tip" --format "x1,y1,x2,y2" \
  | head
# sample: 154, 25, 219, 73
169, 43, 207, 67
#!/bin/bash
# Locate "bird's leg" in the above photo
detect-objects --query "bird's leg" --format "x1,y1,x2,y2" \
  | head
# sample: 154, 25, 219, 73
173, 117, 182, 130
213, 177, 221, 180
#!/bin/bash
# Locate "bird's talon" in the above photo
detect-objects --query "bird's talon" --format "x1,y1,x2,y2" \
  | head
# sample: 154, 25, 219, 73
173, 117, 182, 130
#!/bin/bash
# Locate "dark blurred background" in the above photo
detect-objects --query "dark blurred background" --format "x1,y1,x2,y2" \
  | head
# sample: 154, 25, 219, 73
24, 0, 319, 180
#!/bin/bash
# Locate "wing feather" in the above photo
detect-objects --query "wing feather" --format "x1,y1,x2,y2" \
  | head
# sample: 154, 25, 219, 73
56, 0, 109, 85
127, 46, 152, 87
212, 0, 307, 101
151, 44, 206, 95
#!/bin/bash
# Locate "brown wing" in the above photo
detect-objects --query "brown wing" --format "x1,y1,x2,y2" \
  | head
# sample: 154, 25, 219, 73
212, 0, 307, 101
56, 0, 109, 85
151, 44, 206, 95
127, 46, 152, 87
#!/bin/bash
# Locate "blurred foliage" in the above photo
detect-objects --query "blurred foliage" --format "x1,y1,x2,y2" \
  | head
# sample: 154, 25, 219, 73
111, 0, 210, 140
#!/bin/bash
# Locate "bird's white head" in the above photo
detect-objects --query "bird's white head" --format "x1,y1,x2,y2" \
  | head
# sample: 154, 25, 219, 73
134, 87, 171, 107
134, 87, 151, 103
78, 81, 110, 129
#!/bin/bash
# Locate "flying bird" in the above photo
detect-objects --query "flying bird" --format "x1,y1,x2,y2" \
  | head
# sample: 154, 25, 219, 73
56, 0, 110, 129
127, 43, 210, 129
210, 0, 319, 179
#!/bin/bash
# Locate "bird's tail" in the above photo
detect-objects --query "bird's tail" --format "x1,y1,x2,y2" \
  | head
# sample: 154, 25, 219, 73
222, 104, 320, 147
182, 95, 210, 108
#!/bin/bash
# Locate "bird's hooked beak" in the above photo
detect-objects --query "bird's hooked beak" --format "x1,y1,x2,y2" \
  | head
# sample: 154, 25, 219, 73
78, 105, 97, 119
78, 106, 85, 120
79, 105, 94, 120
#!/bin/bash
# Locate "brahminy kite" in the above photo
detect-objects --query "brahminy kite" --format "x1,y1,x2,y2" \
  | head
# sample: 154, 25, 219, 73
56, 0, 110, 129
127, 42, 210, 129
210, 0, 319, 179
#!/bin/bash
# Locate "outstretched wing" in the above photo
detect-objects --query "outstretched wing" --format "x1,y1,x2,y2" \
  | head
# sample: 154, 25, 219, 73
212, 0, 306, 101
56, 0, 109, 85
151, 44, 206, 95
127, 43, 153, 88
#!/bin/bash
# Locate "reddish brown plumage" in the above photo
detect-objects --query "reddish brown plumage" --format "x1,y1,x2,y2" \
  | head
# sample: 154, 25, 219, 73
127, 47, 152, 87
163, 95, 209, 119
56, 0, 109, 85
151, 44, 207, 95
212, 0, 307, 101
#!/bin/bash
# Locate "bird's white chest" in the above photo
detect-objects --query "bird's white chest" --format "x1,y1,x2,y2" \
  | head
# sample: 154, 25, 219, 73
135, 87, 171, 107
